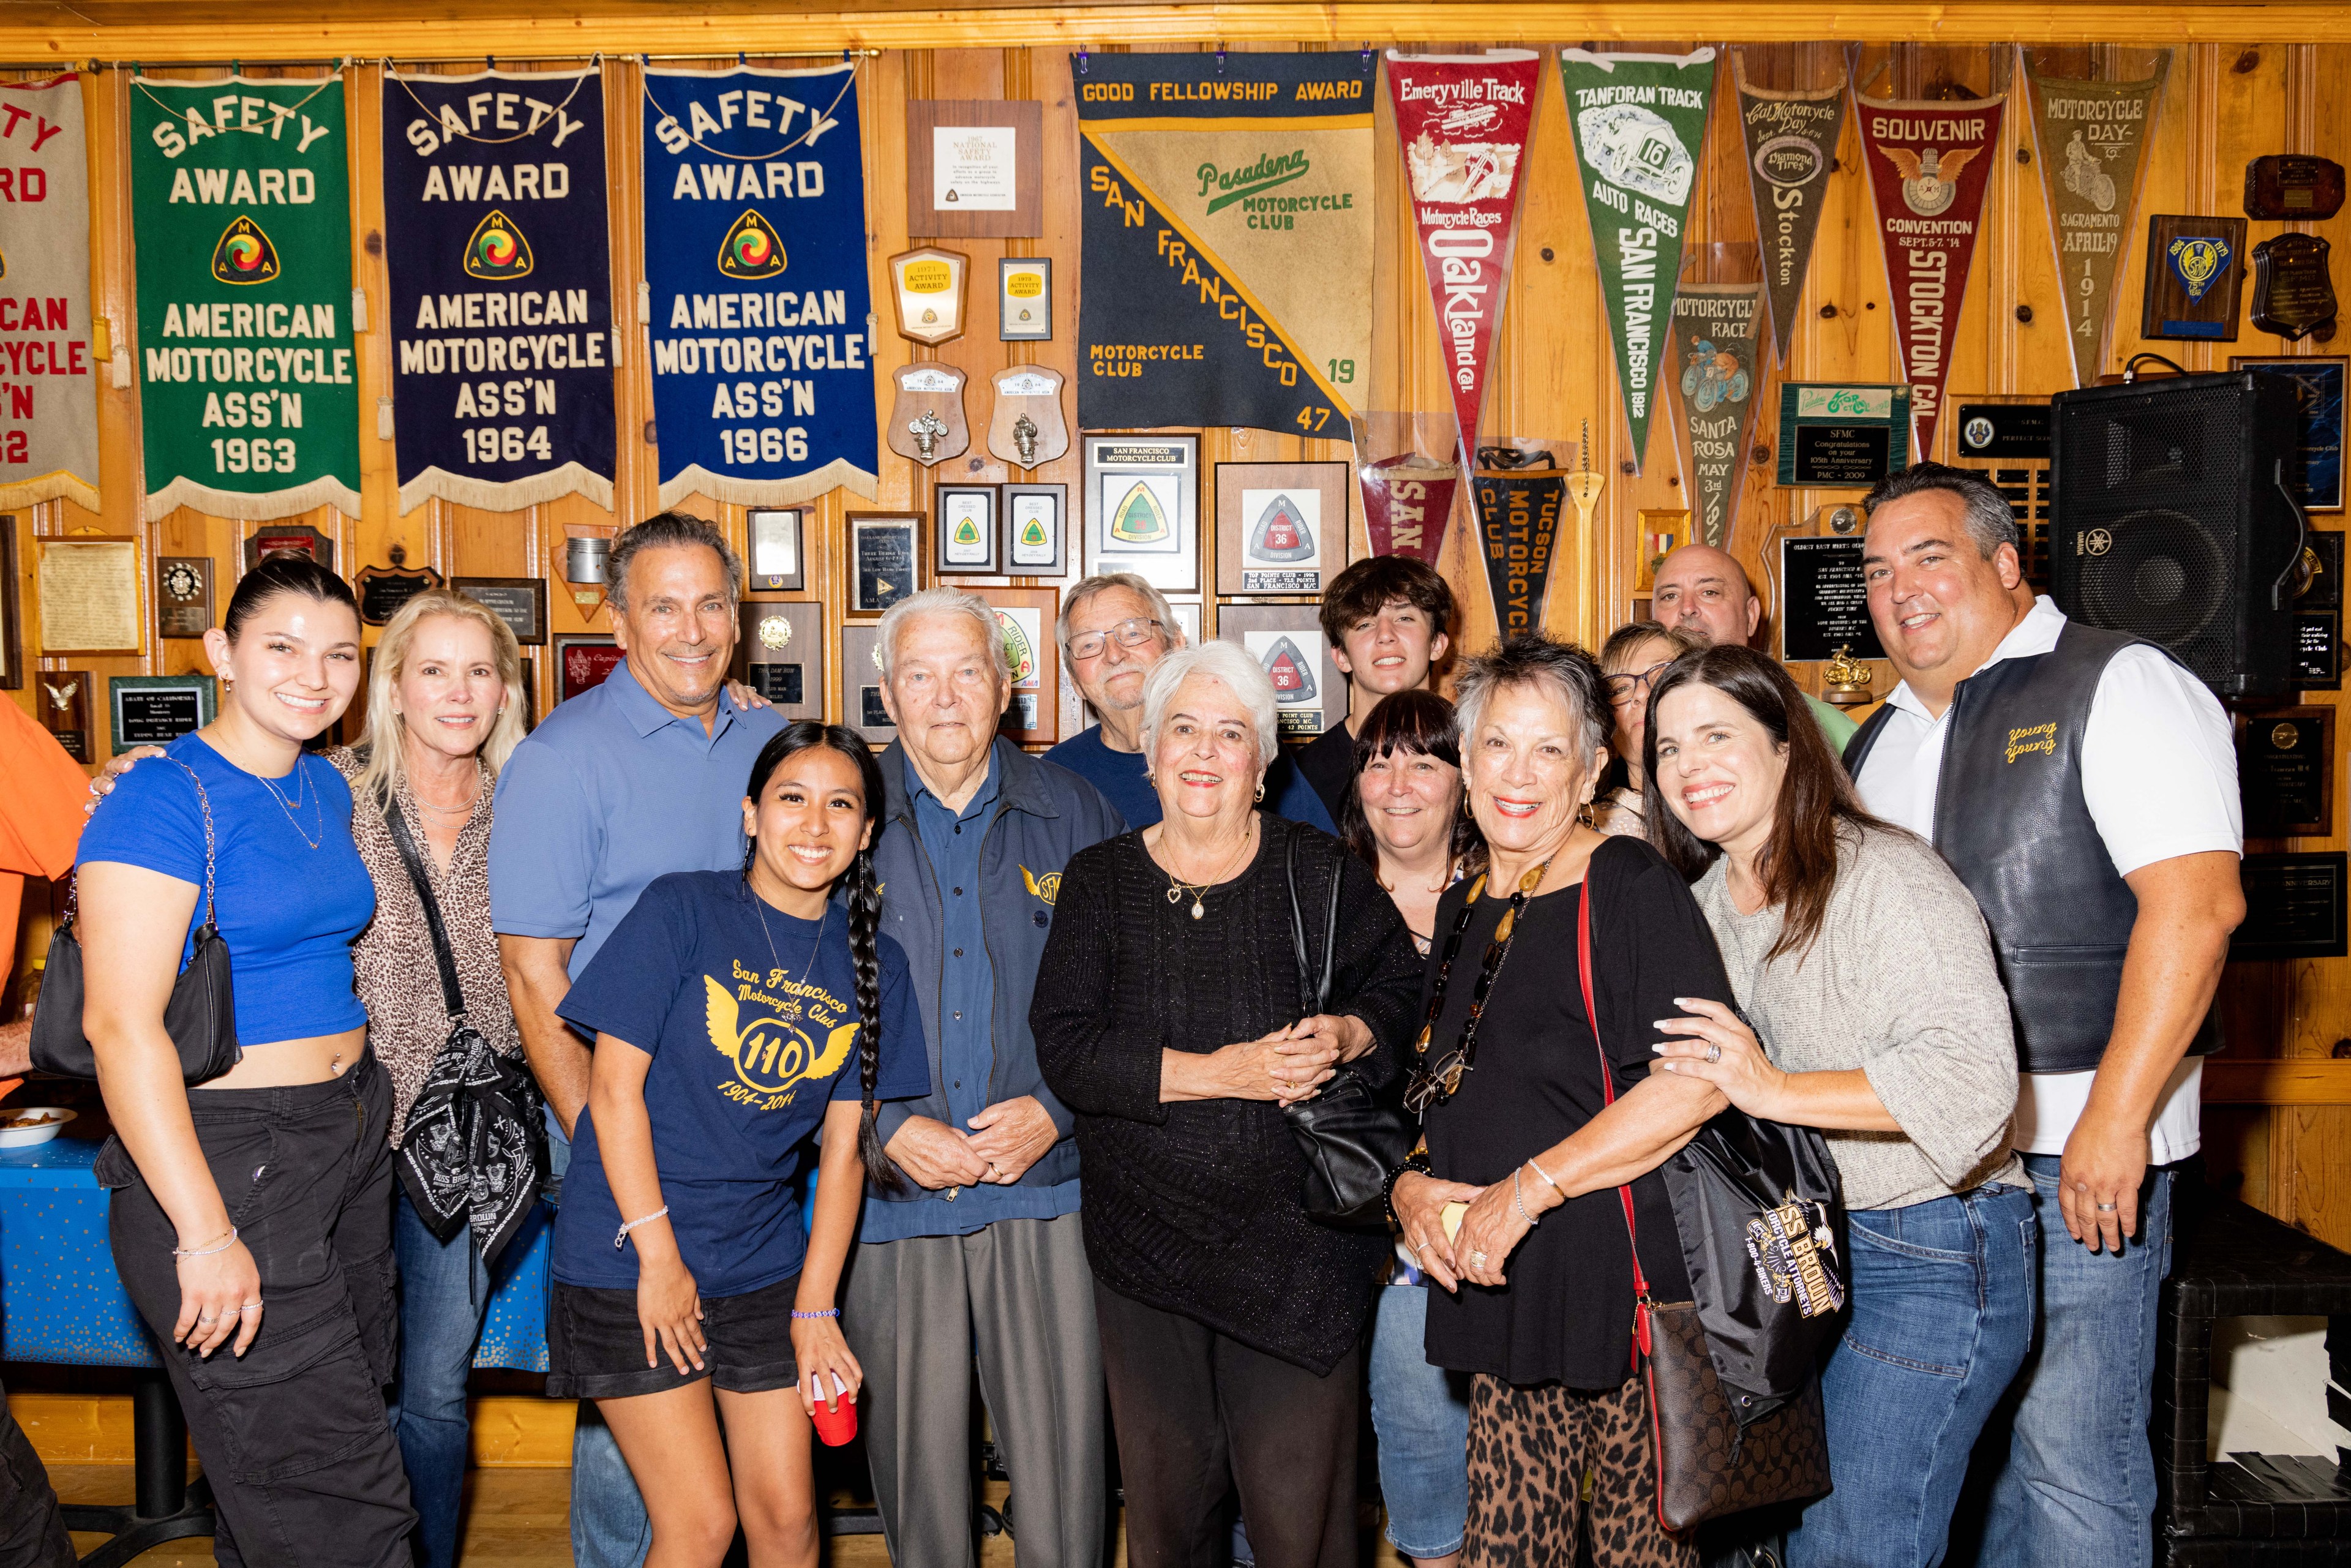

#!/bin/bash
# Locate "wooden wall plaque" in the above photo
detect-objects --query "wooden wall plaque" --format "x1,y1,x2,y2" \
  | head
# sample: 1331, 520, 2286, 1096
906, 99, 1043, 239
2142, 214, 2248, 341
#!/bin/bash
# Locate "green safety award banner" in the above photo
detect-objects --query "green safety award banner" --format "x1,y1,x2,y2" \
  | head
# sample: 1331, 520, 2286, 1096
1074, 51, 1376, 437
132, 73, 359, 520
2023, 54, 2169, 388
0, 73, 99, 512
1559, 47, 1717, 473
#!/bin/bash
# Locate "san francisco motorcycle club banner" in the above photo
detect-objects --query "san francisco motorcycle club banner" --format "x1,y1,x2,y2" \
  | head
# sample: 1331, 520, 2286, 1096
0, 73, 98, 512
1729, 49, 1846, 366
1385, 50, 1541, 468
1474, 448, 1565, 638
132, 73, 361, 520
383, 67, 615, 514
1560, 47, 1718, 473
1667, 280, 1765, 549
1075, 51, 1376, 437
642, 64, 876, 508
2023, 54, 2170, 388
1855, 72, 2004, 462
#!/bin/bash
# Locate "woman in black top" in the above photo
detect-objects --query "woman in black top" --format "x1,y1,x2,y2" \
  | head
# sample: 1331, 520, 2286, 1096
1033, 642, 1423, 1568
1389, 632, 1734, 1568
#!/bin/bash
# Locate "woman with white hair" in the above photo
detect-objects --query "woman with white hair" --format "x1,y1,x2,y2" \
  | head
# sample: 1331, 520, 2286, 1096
1033, 642, 1425, 1568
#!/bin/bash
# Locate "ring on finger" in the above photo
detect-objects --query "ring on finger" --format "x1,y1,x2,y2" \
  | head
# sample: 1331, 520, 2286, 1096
1705, 1042, 1722, 1065
2095, 1201, 2119, 1213
198, 1312, 218, 1324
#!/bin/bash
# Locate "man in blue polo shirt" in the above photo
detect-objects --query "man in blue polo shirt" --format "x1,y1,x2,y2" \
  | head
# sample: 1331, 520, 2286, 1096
490, 513, 782, 1568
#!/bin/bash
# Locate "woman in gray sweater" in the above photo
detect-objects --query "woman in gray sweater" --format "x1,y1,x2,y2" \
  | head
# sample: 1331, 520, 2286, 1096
1641, 645, 2032, 1568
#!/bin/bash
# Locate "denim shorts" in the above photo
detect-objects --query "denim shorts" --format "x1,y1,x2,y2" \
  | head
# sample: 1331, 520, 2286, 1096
547, 1272, 801, 1400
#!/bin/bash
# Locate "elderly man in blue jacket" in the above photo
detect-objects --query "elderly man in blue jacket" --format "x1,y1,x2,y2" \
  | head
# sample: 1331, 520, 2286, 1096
846, 586, 1124, 1568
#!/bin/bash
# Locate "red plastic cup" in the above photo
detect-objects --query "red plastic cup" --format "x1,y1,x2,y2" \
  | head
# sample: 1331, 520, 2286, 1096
809, 1371, 858, 1447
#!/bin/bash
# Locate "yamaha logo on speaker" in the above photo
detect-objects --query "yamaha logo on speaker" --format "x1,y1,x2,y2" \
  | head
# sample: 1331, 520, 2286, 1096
2083, 528, 2113, 557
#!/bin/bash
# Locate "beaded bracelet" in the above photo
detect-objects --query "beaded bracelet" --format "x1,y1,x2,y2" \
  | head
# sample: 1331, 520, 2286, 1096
1381, 1149, 1433, 1225
1512, 1166, 1542, 1229
790, 1308, 840, 1321
613, 1206, 669, 1251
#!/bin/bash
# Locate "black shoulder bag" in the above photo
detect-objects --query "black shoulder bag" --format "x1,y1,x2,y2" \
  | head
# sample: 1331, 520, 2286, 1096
384, 804, 546, 1267
31, 759, 240, 1085
1282, 832, 1416, 1230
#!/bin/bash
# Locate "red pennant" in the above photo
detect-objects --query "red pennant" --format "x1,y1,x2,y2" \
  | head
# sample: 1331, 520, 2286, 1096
1360, 455, 1460, 565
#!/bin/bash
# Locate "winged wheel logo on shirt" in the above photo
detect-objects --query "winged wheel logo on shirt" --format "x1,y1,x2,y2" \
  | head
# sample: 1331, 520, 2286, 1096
703, 976, 857, 1098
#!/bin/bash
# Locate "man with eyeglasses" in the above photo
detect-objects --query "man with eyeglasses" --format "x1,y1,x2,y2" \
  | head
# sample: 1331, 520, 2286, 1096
1649, 542, 1859, 751
1044, 572, 1332, 830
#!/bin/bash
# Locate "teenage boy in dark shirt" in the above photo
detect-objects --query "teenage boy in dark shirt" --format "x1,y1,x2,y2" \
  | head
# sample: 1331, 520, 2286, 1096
1292, 556, 1455, 825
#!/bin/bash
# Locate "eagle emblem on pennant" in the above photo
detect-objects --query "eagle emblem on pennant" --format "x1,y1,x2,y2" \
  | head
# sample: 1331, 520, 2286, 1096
1886, 144, 1983, 218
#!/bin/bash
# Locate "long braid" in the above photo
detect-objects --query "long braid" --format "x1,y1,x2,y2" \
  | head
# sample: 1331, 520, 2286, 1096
847, 841, 903, 1191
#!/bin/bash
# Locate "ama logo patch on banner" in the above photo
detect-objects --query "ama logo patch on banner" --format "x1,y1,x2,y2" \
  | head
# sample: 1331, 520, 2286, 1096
642, 64, 877, 509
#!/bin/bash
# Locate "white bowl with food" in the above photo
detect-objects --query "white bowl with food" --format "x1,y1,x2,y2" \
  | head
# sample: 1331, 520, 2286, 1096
0, 1108, 76, 1147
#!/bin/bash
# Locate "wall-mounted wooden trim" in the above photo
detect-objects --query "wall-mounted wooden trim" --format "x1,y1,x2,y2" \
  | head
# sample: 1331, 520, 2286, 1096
2204, 1060, 2351, 1106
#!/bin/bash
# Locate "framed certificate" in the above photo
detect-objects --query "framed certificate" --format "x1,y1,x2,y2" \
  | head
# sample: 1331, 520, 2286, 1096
2231, 355, 2345, 512
906, 100, 1043, 239
887, 247, 970, 347
848, 513, 922, 617
452, 577, 548, 646
109, 674, 216, 752
1215, 461, 1351, 597
999, 257, 1052, 341
839, 623, 896, 744
1084, 434, 1199, 593
978, 586, 1060, 745
37, 538, 140, 656
1215, 603, 1346, 741
746, 508, 807, 591
934, 485, 1001, 576
1003, 483, 1067, 575
739, 601, 823, 721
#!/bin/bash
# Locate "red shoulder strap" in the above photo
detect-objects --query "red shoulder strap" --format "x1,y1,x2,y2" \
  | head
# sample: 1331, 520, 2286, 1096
1577, 875, 1654, 1354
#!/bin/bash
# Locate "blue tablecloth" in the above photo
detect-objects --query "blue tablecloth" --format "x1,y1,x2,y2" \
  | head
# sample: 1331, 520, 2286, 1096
0, 1133, 553, 1372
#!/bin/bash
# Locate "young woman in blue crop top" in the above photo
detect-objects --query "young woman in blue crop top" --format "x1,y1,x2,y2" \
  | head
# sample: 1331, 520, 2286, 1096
75, 555, 415, 1565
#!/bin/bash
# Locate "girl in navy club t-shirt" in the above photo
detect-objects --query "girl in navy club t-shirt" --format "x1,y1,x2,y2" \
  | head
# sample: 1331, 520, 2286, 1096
548, 720, 926, 1564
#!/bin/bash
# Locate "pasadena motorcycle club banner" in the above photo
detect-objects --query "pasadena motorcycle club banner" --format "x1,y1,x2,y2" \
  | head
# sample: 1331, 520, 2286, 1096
1385, 50, 1542, 470
1074, 51, 1375, 437
642, 64, 877, 508
1560, 47, 1718, 473
1729, 48, 1847, 366
1666, 279, 1765, 549
1473, 445, 1565, 639
383, 67, 615, 513
1854, 70, 2005, 462
2022, 54, 2170, 388
0, 73, 98, 512
132, 72, 361, 520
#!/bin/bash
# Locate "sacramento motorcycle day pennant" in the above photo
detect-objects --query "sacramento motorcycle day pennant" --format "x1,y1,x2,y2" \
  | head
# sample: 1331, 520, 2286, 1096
1854, 67, 2005, 462
0, 73, 98, 512
132, 72, 361, 520
1385, 50, 1540, 469
1074, 51, 1376, 437
1728, 49, 1847, 366
2022, 53, 2170, 387
383, 67, 615, 513
1560, 47, 1719, 473
642, 64, 877, 508
1666, 279, 1765, 549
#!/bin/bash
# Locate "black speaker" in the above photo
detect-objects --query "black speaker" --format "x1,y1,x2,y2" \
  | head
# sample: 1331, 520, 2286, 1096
2050, 370, 2308, 700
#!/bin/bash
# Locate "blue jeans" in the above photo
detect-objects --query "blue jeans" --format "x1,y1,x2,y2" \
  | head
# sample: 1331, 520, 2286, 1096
388, 1191, 491, 1568
548, 1120, 652, 1568
1368, 1283, 1472, 1561
1788, 1185, 2038, 1568
1974, 1155, 2175, 1568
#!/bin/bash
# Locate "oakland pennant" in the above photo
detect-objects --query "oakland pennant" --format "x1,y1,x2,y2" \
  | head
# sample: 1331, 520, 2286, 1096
2023, 54, 2169, 387
1561, 48, 1719, 472
643, 64, 877, 508
1855, 69, 2004, 460
1075, 51, 1374, 436
1729, 49, 1847, 366
132, 72, 360, 520
1667, 280, 1765, 549
383, 67, 615, 514
0, 73, 98, 511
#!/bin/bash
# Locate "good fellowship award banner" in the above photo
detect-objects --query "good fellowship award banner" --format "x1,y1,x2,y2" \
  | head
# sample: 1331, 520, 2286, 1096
1560, 47, 1718, 473
1074, 51, 1376, 437
1385, 50, 1540, 472
383, 67, 615, 513
1728, 48, 1846, 366
2022, 54, 2169, 388
642, 63, 877, 508
132, 72, 361, 520
0, 74, 97, 512
1666, 279, 1764, 549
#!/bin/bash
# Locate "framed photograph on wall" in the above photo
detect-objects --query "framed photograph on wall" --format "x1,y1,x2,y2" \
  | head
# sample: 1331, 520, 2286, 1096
978, 586, 1060, 745
1215, 461, 1351, 597
1215, 603, 1346, 742
452, 577, 549, 646
1002, 482, 1067, 575
739, 602, 824, 721
934, 485, 1002, 576
839, 623, 896, 745
1084, 434, 1198, 593
747, 508, 807, 591
553, 636, 623, 704
2231, 355, 2345, 512
999, 257, 1052, 341
848, 512, 923, 617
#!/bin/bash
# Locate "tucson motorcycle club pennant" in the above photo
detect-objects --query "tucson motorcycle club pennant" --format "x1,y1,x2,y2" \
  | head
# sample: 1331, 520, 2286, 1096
1560, 48, 1719, 473
0, 73, 98, 511
1385, 50, 1540, 468
1473, 446, 1565, 638
1854, 68, 2004, 462
132, 72, 361, 520
2022, 54, 2170, 387
642, 64, 877, 508
1074, 52, 1375, 437
1666, 279, 1765, 549
1729, 49, 1847, 366
382, 67, 616, 513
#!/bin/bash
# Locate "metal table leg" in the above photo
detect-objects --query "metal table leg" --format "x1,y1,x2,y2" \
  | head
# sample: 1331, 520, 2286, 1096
58, 1370, 216, 1568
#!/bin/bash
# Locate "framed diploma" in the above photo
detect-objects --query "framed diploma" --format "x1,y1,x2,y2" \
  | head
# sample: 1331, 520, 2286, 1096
999, 257, 1052, 341
452, 577, 548, 647
839, 623, 896, 745
1215, 603, 1346, 741
979, 587, 1060, 744
847, 513, 921, 617
553, 636, 624, 703
37, 538, 140, 656
739, 601, 823, 721
37, 668, 91, 760
906, 100, 1043, 239
2231, 356, 2345, 512
1215, 462, 1351, 598
1003, 483, 1067, 576
935, 485, 1002, 576
2239, 707, 2333, 839
888, 247, 970, 347
110, 674, 216, 752
1084, 434, 1199, 593
0, 516, 20, 689
746, 508, 806, 593
157, 555, 215, 640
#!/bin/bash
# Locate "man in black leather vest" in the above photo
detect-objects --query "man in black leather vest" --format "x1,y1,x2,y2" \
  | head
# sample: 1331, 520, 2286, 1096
1846, 463, 2244, 1568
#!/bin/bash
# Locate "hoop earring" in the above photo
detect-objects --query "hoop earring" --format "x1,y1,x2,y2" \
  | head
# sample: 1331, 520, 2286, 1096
1254, 782, 1265, 803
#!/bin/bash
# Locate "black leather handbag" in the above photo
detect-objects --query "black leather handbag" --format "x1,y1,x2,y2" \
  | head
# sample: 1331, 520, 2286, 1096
31, 758, 241, 1086
1282, 833, 1415, 1230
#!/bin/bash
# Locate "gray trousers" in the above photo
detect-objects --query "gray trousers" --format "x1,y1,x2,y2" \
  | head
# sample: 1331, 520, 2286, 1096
844, 1214, 1106, 1568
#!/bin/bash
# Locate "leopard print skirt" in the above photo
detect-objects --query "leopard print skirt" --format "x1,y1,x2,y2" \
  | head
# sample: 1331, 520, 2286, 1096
1463, 1373, 1698, 1568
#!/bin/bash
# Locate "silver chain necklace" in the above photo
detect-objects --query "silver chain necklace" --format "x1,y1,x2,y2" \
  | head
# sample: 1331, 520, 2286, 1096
749, 878, 828, 995
257, 759, 323, 850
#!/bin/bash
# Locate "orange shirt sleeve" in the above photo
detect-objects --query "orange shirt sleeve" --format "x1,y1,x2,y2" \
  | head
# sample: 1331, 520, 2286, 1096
0, 697, 89, 880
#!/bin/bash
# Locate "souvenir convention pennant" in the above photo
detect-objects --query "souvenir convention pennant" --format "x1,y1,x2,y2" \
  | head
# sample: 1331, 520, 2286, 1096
1666, 278, 1765, 549
1473, 445, 1565, 639
0, 73, 98, 512
1854, 67, 2005, 462
382, 67, 615, 514
1560, 47, 1719, 473
1385, 50, 1540, 470
1074, 51, 1375, 437
132, 72, 361, 520
2022, 53, 2170, 388
642, 63, 877, 509
1728, 48, 1847, 366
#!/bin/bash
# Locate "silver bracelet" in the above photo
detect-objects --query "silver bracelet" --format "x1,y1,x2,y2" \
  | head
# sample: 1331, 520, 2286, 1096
1524, 1157, 1562, 1195
1512, 1168, 1540, 1228
614, 1206, 670, 1250
173, 1226, 238, 1259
